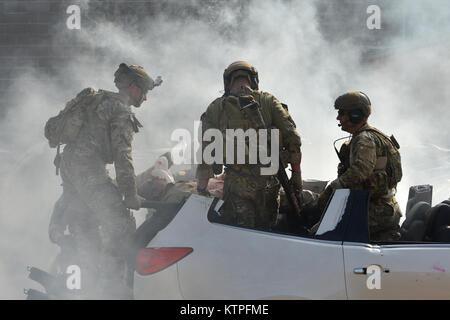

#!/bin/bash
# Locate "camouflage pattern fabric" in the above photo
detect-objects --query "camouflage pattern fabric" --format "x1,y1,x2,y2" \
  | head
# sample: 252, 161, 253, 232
196, 87, 301, 230
333, 123, 403, 241
368, 197, 401, 241
58, 90, 139, 298
49, 191, 101, 298
220, 170, 280, 230
197, 87, 301, 179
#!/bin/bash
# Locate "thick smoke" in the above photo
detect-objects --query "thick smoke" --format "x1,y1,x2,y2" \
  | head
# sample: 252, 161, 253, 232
0, 0, 449, 298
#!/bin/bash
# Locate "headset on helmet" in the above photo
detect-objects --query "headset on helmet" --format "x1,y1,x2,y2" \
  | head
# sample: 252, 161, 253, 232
334, 91, 372, 123
223, 61, 259, 94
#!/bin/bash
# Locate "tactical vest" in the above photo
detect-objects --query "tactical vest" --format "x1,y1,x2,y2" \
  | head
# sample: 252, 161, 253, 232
213, 92, 280, 170
352, 126, 402, 190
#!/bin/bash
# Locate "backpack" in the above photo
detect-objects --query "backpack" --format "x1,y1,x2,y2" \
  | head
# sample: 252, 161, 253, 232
44, 88, 101, 148
365, 128, 403, 189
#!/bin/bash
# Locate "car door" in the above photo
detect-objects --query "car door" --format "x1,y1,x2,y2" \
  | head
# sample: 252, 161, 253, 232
177, 224, 347, 300
141, 191, 362, 299
176, 190, 376, 299
344, 242, 450, 299
340, 189, 450, 299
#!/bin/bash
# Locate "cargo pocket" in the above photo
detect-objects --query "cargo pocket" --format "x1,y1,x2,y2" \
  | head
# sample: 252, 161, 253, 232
368, 171, 389, 198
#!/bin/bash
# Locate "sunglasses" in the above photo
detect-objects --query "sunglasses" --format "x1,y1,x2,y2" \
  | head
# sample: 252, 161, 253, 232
337, 110, 348, 116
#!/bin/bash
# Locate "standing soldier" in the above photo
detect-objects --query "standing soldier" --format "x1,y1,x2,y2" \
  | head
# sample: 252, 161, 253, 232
319, 91, 403, 241
196, 61, 302, 231
45, 63, 159, 298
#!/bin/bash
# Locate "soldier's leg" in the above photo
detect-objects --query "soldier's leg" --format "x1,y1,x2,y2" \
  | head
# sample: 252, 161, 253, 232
59, 159, 102, 297
369, 199, 401, 242
48, 191, 74, 277
61, 157, 135, 298
48, 192, 70, 243
221, 175, 257, 228
256, 184, 280, 231
67, 207, 101, 298
61, 155, 136, 298
79, 182, 136, 299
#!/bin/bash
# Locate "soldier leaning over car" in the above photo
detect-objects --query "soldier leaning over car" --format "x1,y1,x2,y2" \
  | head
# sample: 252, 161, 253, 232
46, 63, 160, 299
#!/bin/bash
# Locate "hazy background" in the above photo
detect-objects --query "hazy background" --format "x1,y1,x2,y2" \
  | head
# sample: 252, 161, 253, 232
0, 0, 449, 298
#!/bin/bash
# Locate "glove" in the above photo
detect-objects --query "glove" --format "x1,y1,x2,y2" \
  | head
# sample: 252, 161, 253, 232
124, 194, 143, 210
290, 171, 303, 191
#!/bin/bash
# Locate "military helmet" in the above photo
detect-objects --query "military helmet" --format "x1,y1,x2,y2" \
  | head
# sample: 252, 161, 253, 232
223, 61, 259, 94
334, 91, 372, 118
114, 63, 155, 92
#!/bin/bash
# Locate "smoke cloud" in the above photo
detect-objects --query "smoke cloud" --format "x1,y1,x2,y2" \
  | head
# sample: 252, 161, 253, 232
0, 0, 449, 298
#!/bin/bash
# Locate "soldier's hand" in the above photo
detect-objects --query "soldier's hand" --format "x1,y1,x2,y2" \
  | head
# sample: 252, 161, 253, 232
124, 194, 144, 210
290, 171, 303, 191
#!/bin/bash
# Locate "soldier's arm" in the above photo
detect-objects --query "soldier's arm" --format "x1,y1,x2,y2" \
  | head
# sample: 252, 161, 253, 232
269, 94, 302, 166
196, 101, 221, 182
110, 109, 138, 198
337, 133, 377, 188
48, 193, 69, 244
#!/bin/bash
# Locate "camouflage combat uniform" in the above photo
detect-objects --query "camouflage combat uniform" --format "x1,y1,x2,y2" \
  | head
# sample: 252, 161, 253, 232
59, 90, 140, 298
196, 87, 301, 230
334, 123, 403, 241
48, 191, 101, 296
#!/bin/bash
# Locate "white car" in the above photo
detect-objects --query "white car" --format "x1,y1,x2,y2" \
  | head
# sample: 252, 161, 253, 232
133, 187, 450, 300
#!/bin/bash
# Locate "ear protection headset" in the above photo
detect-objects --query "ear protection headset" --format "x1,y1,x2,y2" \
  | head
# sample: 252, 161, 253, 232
348, 91, 371, 123
348, 109, 364, 124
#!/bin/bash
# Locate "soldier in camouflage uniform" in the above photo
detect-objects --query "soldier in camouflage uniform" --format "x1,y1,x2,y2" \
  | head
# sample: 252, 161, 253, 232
57, 63, 156, 298
196, 61, 302, 231
319, 91, 403, 241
